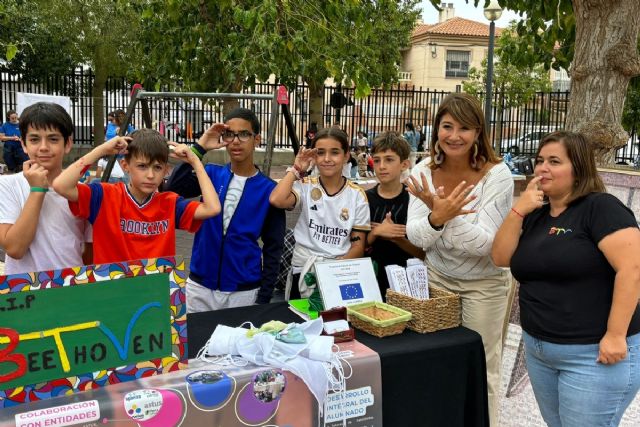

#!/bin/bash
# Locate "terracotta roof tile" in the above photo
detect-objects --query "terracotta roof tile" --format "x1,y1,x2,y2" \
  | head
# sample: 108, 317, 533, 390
412, 17, 502, 39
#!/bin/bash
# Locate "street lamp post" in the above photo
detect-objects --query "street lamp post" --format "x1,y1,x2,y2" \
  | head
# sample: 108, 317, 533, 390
484, 1, 502, 141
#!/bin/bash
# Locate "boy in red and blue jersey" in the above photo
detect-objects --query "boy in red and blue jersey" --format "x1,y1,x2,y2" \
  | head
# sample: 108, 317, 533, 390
53, 129, 221, 264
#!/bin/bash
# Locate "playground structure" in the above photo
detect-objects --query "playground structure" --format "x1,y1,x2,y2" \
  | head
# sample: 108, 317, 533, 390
102, 88, 300, 181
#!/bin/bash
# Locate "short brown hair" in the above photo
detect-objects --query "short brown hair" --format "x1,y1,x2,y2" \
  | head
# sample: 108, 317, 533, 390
536, 131, 605, 203
429, 93, 501, 170
125, 128, 169, 164
371, 131, 411, 161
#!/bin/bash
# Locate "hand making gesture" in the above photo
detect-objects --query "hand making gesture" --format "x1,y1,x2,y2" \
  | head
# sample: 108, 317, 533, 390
370, 212, 407, 241
512, 176, 544, 216
406, 172, 476, 227
100, 136, 130, 156
294, 147, 317, 173
197, 123, 229, 151
22, 160, 49, 189
168, 141, 199, 166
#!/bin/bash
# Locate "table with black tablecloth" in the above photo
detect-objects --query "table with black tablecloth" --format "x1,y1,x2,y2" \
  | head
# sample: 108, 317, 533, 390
188, 302, 489, 427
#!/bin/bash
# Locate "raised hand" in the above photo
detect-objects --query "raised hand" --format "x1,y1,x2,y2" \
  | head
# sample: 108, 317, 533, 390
22, 160, 49, 188
198, 123, 228, 151
513, 176, 544, 216
406, 172, 447, 210
101, 136, 130, 156
168, 141, 198, 165
294, 147, 317, 172
428, 180, 477, 226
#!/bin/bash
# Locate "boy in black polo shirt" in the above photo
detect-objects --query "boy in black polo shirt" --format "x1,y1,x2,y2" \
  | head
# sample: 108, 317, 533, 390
366, 132, 425, 298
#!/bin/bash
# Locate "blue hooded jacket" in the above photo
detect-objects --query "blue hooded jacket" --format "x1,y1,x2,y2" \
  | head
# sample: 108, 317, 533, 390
166, 157, 285, 304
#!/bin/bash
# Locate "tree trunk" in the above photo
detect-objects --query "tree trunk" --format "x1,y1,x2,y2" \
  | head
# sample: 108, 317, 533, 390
92, 66, 108, 147
308, 80, 325, 129
566, 0, 640, 165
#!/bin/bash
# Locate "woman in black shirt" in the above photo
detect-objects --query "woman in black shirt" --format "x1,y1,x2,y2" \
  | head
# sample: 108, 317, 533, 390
492, 131, 640, 426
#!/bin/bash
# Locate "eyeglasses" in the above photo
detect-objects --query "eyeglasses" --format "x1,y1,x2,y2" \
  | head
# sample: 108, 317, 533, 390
221, 130, 255, 143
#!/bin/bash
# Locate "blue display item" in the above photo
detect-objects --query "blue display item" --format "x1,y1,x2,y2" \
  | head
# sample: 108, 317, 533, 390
186, 370, 236, 409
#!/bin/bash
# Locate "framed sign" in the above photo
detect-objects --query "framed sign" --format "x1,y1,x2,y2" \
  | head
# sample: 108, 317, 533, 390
315, 258, 382, 310
0, 257, 187, 407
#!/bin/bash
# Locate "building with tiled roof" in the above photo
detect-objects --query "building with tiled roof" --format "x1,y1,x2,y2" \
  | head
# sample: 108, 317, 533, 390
400, 4, 502, 93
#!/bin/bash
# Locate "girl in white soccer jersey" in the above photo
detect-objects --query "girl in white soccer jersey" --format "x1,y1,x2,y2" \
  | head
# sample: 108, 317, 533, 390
270, 127, 371, 300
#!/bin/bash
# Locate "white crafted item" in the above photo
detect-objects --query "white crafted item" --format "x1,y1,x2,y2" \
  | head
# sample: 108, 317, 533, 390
405, 261, 430, 300
385, 265, 412, 296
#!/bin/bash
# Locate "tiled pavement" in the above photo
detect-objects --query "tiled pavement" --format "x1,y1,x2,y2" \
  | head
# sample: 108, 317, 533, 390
1, 166, 639, 425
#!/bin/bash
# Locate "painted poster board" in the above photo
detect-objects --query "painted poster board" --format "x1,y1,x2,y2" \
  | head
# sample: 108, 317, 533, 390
0, 257, 187, 407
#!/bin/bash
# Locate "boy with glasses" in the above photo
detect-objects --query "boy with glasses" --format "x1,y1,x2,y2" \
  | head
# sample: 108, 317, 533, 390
166, 107, 285, 311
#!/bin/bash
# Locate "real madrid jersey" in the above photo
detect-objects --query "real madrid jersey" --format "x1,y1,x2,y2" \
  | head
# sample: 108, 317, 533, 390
291, 177, 370, 264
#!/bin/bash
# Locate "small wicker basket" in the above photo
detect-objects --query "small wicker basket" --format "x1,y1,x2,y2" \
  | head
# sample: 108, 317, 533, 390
347, 301, 412, 338
386, 287, 461, 333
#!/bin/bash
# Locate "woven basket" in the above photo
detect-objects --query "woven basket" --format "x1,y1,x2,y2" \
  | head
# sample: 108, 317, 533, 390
386, 287, 461, 333
347, 301, 412, 338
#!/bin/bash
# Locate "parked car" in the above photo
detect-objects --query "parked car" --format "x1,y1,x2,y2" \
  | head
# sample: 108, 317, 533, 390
501, 131, 550, 156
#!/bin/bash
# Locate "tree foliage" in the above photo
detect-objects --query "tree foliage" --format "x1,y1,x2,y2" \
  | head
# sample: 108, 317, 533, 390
132, 0, 420, 98
463, 56, 551, 109
428, 1, 640, 165
1, 0, 143, 145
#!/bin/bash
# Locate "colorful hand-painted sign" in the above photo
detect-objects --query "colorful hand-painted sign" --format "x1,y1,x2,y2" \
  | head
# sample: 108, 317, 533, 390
0, 257, 187, 407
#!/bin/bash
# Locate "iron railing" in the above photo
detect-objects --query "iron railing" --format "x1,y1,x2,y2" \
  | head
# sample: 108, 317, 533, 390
1, 67, 638, 164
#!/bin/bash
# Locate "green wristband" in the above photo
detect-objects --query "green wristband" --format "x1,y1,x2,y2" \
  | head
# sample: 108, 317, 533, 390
30, 187, 49, 193
190, 145, 204, 160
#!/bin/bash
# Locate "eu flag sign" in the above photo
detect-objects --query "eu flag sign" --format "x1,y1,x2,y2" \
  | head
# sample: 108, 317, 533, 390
339, 283, 364, 300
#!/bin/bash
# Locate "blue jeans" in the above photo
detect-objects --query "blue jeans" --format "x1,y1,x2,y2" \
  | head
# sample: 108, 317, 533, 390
523, 331, 640, 427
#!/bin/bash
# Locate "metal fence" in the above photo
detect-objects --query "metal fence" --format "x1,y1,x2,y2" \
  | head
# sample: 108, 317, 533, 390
1, 67, 638, 164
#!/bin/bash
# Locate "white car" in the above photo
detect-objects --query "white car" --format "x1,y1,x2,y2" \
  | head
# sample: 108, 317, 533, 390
501, 131, 550, 156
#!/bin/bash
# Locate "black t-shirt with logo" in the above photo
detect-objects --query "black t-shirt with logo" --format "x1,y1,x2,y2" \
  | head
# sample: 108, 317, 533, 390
366, 185, 413, 298
511, 192, 640, 344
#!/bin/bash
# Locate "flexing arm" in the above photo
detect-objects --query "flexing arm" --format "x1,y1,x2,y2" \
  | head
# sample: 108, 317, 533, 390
0, 161, 49, 259
53, 136, 129, 201
165, 124, 228, 198
169, 142, 220, 220
596, 227, 640, 365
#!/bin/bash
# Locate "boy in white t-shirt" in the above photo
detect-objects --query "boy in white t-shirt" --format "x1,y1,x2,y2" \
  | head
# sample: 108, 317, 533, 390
0, 103, 92, 275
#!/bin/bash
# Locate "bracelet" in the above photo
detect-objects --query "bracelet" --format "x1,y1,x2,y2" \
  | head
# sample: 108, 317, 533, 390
428, 213, 444, 231
511, 207, 525, 219
30, 187, 49, 193
189, 144, 204, 160
293, 163, 308, 178
286, 166, 302, 180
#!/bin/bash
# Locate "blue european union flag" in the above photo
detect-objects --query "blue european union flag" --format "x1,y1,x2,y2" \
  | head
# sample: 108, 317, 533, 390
339, 283, 364, 300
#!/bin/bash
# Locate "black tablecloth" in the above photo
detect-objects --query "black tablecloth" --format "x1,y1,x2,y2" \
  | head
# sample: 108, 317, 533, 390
187, 302, 489, 427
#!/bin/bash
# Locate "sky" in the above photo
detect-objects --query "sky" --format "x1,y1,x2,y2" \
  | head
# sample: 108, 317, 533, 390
420, 0, 524, 27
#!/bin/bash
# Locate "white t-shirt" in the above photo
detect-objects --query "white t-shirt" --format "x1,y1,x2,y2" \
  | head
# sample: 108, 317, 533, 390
223, 174, 249, 234
291, 177, 370, 266
0, 173, 92, 275
97, 157, 125, 178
